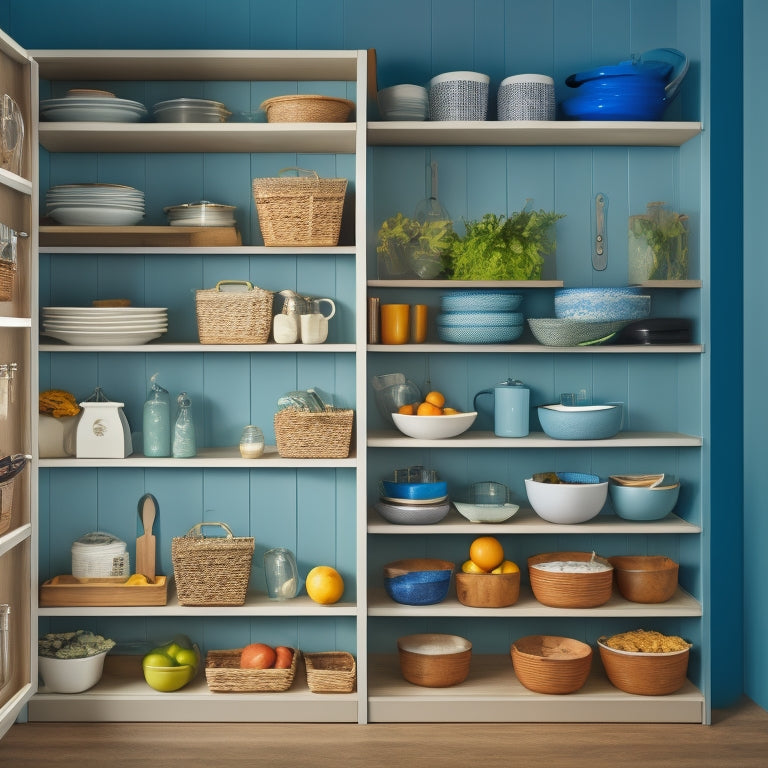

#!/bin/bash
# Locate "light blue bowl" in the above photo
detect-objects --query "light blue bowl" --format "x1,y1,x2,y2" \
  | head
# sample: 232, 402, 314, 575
437, 311, 524, 327
609, 479, 681, 521
437, 323, 525, 344
380, 480, 448, 500
440, 290, 524, 313
538, 403, 623, 440
554, 288, 650, 322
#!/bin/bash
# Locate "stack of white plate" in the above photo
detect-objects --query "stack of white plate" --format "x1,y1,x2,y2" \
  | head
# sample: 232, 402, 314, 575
163, 201, 237, 227
40, 89, 148, 122
41, 306, 168, 346
72, 531, 130, 580
152, 98, 231, 123
377, 85, 429, 121
46, 183, 145, 226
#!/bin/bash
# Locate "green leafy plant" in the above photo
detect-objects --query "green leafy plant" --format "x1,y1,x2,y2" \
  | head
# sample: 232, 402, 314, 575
446, 208, 565, 281
376, 213, 455, 278
628, 203, 689, 281
38, 630, 116, 659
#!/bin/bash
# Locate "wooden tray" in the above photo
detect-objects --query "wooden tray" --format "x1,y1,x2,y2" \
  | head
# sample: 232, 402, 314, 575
40, 574, 168, 607
39, 226, 242, 247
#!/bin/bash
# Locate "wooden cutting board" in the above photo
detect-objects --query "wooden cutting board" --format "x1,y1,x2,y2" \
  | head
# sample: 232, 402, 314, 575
136, 493, 158, 582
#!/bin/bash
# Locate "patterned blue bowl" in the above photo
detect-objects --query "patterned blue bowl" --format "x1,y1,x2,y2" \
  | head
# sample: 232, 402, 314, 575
437, 324, 525, 344
440, 290, 524, 313
383, 559, 454, 605
554, 288, 650, 322
437, 311, 524, 327
538, 403, 623, 440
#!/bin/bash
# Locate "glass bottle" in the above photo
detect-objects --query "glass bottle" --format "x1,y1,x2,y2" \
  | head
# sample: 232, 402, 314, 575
263, 548, 299, 600
239, 425, 265, 458
172, 392, 196, 458
142, 373, 171, 457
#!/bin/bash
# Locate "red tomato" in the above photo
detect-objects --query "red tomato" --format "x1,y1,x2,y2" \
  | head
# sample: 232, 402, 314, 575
240, 643, 276, 669
273, 646, 293, 669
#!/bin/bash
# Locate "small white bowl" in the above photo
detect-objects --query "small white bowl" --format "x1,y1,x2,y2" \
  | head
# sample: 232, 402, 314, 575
38, 651, 108, 693
525, 477, 608, 524
453, 501, 520, 523
391, 412, 477, 440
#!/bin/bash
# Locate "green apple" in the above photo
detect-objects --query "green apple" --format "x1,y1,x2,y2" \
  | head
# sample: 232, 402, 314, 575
142, 651, 177, 668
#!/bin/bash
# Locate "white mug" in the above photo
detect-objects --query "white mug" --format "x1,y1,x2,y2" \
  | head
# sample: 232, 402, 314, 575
309, 297, 336, 319
300, 313, 329, 344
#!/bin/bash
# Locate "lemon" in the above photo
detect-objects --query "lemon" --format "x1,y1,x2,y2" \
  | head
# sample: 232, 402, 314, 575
305, 565, 345, 605
491, 560, 519, 574
461, 559, 487, 574
125, 573, 149, 586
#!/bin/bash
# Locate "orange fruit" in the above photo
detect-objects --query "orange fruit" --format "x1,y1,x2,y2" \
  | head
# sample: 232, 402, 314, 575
417, 402, 443, 416
425, 391, 446, 408
491, 560, 519, 575
443, 407, 461, 415
398, 404, 415, 415
469, 536, 505, 572
305, 565, 345, 605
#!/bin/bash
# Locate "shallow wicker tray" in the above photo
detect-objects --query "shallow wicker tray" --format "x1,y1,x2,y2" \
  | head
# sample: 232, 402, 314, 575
39, 574, 168, 607
304, 651, 356, 693
205, 648, 299, 692
260, 94, 355, 123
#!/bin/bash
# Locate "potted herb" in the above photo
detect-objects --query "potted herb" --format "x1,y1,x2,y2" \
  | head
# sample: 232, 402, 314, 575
376, 213, 420, 278
377, 213, 455, 279
628, 202, 689, 282
38, 630, 116, 693
446, 207, 564, 281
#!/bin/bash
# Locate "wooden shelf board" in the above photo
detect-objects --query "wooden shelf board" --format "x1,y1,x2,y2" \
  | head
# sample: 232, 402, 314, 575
367, 121, 703, 147
367, 586, 702, 618
38, 122, 358, 154
29, 655, 358, 723
39, 225, 242, 247
367, 506, 701, 535
367, 430, 703, 449
40, 245, 358, 255
367, 343, 703, 354
367, 655, 704, 723
367, 279, 564, 288
0, 167, 33, 195
39, 445, 357, 468
39, 342, 356, 353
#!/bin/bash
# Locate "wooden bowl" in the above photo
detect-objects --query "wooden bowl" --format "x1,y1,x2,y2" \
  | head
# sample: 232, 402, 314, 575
528, 551, 613, 608
511, 635, 593, 694
397, 633, 472, 687
608, 555, 679, 603
598, 636, 691, 695
454, 571, 520, 607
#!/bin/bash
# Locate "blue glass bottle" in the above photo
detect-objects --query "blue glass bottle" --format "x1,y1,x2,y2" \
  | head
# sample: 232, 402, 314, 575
142, 373, 170, 457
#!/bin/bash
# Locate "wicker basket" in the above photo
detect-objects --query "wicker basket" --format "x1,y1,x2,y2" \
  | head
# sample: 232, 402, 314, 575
252, 168, 347, 247
195, 280, 273, 344
274, 406, 354, 458
0, 455, 29, 536
171, 522, 255, 606
205, 647, 299, 692
598, 637, 691, 695
260, 95, 354, 123
0, 260, 15, 302
511, 635, 593, 695
304, 651, 357, 693
528, 551, 614, 609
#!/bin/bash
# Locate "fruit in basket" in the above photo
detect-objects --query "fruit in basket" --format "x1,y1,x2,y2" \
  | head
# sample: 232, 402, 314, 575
492, 560, 520, 575
274, 646, 293, 669
306, 565, 345, 604
469, 536, 505, 572
240, 643, 277, 669
461, 559, 486, 574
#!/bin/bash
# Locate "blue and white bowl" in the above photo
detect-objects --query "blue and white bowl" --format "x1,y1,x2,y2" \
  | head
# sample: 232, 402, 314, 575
437, 324, 524, 344
554, 287, 650, 322
538, 403, 623, 440
440, 290, 523, 313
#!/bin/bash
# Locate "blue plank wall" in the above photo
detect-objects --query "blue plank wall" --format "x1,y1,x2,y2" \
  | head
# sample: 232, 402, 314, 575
3, 0, 751, 711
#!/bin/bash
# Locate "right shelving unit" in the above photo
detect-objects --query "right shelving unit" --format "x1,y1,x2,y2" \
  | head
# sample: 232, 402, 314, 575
365, 118, 707, 723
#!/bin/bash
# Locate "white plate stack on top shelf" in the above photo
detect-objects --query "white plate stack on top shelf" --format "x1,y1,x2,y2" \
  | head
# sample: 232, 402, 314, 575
41, 306, 168, 346
45, 183, 145, 226
39, 89, 148, 123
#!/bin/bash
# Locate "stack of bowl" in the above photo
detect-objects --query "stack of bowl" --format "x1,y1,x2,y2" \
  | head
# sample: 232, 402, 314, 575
152, 98, 231, 123
164, 201, 237, 227
377, 85, 429, 121
375, 469, 450, 525
437, 290, 524, 344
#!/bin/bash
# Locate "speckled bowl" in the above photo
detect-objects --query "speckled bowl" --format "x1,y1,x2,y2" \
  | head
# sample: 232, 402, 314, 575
554, 287, 650, 322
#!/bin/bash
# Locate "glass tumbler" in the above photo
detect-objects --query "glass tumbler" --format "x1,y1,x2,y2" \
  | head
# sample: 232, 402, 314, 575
263, 547, 299, 600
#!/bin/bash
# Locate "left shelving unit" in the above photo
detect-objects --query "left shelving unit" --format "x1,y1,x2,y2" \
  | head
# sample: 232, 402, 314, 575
0, 28, 38, 740
28, 49, 369, 723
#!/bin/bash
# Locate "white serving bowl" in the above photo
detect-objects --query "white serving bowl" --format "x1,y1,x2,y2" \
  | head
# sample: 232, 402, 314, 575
38, 651, 108, 693
391, 412, 477, 439
524, 476, 608, 523
452, 501, 520, 523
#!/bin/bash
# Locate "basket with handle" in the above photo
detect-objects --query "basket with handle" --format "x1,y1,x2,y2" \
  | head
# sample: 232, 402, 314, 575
171, 522, 255, 606
195, 280, 273, 344
252, 167, 348, 247
274, 406, 354, 458
304, 651, 357, 693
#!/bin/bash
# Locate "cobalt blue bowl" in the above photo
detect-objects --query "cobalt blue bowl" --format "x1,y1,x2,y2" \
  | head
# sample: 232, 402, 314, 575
383, 559, 454, 605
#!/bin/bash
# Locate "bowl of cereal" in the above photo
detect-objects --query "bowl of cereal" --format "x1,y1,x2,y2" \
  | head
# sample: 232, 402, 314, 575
597, 630, 692, 695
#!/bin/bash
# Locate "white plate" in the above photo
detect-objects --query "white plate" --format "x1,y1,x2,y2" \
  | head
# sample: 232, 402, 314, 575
44, 321, 168, 331
42, 329, 166, 345
42, 306, 167, 314
48, 207, 145, 226
380, 495, 448, 506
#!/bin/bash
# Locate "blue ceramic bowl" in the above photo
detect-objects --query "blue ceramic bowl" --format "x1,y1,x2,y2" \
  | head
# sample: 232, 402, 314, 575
383, 559, 454, 605
609, 479, 681, 521
538, 403, 623, 440
554, 288, 650, 322
437, 323, 525, 344
380, 480, 448, 500
440, 290, 524, 313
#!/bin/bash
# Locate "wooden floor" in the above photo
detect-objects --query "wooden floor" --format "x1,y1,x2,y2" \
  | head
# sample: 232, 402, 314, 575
1, 697, 766, 768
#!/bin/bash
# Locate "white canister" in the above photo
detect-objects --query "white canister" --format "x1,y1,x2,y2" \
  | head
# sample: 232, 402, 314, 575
76, 401, 133, 458
273, 313, 299, 343
497, 74, 555, 121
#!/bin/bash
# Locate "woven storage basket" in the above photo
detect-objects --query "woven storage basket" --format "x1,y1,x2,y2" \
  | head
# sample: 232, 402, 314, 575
274, 406, 353, 458
0, 454, 29, 536
304, 651, 357, 693
171, 522, 254, 606
252, 168, 347, 247
528, 551, 614, 608
205, 647, 299, 692
260, 95, 354, 123
195, 280, 273, 344
598, 636, 691, 695
511, 635, 593, 694
0, 260, 15, 302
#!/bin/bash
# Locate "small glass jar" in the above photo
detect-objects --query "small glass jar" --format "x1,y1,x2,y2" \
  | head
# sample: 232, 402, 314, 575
263, 548, 299, 600
239, 425, 265, 458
